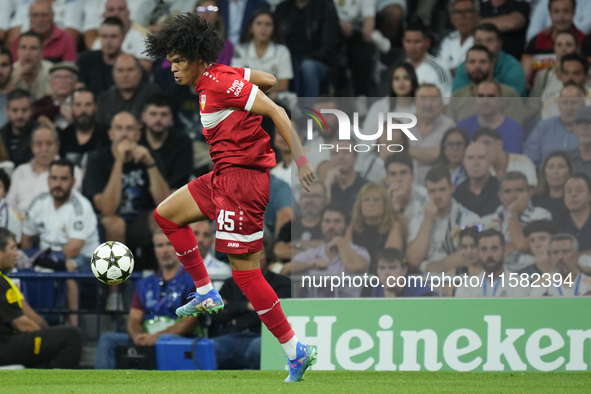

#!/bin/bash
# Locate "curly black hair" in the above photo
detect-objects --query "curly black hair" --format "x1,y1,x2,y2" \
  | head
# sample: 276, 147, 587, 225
144, 12, 225, 64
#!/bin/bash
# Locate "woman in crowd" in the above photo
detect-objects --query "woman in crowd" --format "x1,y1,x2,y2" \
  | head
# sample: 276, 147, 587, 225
195, 0, 233, 65
532, 151, 574, 219
436, 127, 470, 187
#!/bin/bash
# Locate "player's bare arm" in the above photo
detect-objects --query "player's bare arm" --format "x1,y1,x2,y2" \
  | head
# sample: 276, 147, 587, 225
249, 69, 277, 92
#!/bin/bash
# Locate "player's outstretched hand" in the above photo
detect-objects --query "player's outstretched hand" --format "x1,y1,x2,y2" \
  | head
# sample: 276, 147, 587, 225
298, 163, 316, 192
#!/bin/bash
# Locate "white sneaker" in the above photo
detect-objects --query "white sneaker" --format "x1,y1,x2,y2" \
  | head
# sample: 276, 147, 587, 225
371, 30, 391, 53
106, 292, 124, 311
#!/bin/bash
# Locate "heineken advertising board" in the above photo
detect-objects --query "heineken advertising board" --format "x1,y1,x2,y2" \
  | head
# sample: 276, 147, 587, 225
261, 298, 591, 371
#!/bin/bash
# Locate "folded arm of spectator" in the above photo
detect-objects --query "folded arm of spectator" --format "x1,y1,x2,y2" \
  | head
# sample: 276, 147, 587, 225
480, 12, 527, 32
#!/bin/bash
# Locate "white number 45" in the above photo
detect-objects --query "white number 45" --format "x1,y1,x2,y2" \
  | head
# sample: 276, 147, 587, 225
217, 210, 235, 231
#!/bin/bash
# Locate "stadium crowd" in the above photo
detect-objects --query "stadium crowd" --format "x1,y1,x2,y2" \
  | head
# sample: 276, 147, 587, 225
1, 0, 591, 370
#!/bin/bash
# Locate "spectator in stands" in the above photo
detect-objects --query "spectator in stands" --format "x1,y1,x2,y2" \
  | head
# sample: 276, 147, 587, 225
437, 127, 470, 187
407, 166, 481, 274
346, 183, 404, 277
457, 81, 524, 153
448, 45, 525, 125
532, 151, 574, 218
438, 226, 483, 280
0, 228, 83, 369
10, 0, 77, 64
0, 89, 36, 167
232, 9, 293, 99
556, 52, 591, 100
7, 125, 82, 215
525, 83, 584, 168
210, 244, 289, 369
0, 170, 21, 241
479, 0, 530, 60
95, 228, 198, 369
384, 153, 428, 224
60, 88, 109, 172
195, 0, 233, 66
324, 141, 368, 212
97, 54, 161, 127
403, 21, 452, 98
407, 84, 456, 186
373, 248, 434, 298
568, 106, 591, 178
77, 17, 124, 97
531, 233, 591, 296
292, 204, 370, 298
0, 46, 14, 129
218, 0, 269, 46
33, 61, 78, 130
140, 95, 193, 190
10, 32, 53, 100
529, 30, 579, 99
473, 127, 538, 186
437, 0, 479, 74
189, 221, 232, 291
454, 142, 501, 217
274, 0, 340, 97
264, 174, 292, 240
83, 111, 170, 269
518, 220, 557, 277
555, 173, 591, 251
527, 0, 591, 42
453, 23, 526, 97
455, 229, 527, 297
522, 0, 585, 90
483, 171, 552, 254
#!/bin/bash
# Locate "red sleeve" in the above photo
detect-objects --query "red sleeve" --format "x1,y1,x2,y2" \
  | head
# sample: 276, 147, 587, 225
62, 34, 78, 62
216, 73, 259, 111
130, 290, 143, 310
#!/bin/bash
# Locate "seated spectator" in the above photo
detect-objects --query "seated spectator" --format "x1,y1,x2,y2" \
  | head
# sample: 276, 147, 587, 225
97, 54, 161, 127
292, 204, 370, 298
479, 0, 529, 60
274, 0, 340, 97
383, 153, 428, 223
454, 142, 501, 216
264, 174, 292, 240
275, 182, 327, 263
232, 9, 292, 99
527, 0, 591, 42
346, 183, 404, 277
10, 0, 77, 64
218, 0, 269, 47
407, 166, 481, 273
473, 127, 537, 186
567, 106, 591, 178
522, 0, 585, 90
373, 248, 434, 298
0, 89, 36, 167
403, 21, 452, 98
21, 158, 99, 325
7, 125, 82, 215
407, 84, 456, 185
83, 111, 170, 269
555, 173, 591, 251
447, 45, 525, 125
95, 228, 198, 369
483, 172, 552, 254
189, 221, 232, 291
10, 31, 53, 100
518, 220, 557, 277
453, 23, 526, 97
532, 151, 574, 219
77, 17, 123, 97
457, 81, 524, 153
0, 169, 21, 241
455, 229, 528, 297
60, 88, 109, 172
0, 46, 14, 129
194, 0, 233, 67
209, 244, 289, 370
525, 83, 584, 168
140, 95, 193, 190
437, 0, 478, 74
33, 62, 78, 130
0, 228, 82, 369
437, 127, 470, 187
530, 233, 591, 296
324, 141, 368, 212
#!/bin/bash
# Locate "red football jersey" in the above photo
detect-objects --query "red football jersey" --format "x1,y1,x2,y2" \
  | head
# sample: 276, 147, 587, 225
195, 64, 276, 172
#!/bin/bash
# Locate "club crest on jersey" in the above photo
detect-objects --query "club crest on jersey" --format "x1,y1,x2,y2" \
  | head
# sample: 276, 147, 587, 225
200, 94, 206, 110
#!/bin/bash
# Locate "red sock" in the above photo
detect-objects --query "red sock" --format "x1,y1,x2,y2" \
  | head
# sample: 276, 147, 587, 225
232, 269, 294, 343
154, 210, 211, 288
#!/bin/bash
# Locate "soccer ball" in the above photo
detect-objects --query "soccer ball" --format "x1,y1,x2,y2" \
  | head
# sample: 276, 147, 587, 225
91, 241, 134, 285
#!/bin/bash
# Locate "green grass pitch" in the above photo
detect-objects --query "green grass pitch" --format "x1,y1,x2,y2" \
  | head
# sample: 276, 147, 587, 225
1, 370, 590, 394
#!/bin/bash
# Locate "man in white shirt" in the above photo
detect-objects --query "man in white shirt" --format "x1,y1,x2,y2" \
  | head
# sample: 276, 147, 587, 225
190, 221, 231, 291
437, 0, 478, 73
383, 153, 428, 224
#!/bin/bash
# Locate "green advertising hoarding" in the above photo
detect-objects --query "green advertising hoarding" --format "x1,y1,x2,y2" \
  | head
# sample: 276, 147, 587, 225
261, 298, 591, 372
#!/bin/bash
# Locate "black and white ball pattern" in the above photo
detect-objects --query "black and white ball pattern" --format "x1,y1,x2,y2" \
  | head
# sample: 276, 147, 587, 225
91, 241, 134, 285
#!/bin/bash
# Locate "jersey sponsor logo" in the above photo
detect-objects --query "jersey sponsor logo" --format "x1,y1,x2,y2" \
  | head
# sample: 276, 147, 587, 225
227, 79, 244, 96
227, 242, 240, 248
201, 94, 206, 110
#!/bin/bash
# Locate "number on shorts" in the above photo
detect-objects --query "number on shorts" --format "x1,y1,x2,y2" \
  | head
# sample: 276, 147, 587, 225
217, 210, 235, 231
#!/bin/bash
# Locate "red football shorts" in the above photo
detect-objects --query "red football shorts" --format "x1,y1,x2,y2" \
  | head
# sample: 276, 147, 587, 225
188, 167, 270, 254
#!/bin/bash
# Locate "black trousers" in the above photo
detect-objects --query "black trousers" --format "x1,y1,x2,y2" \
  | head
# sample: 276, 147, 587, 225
0, 326, 83, 368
